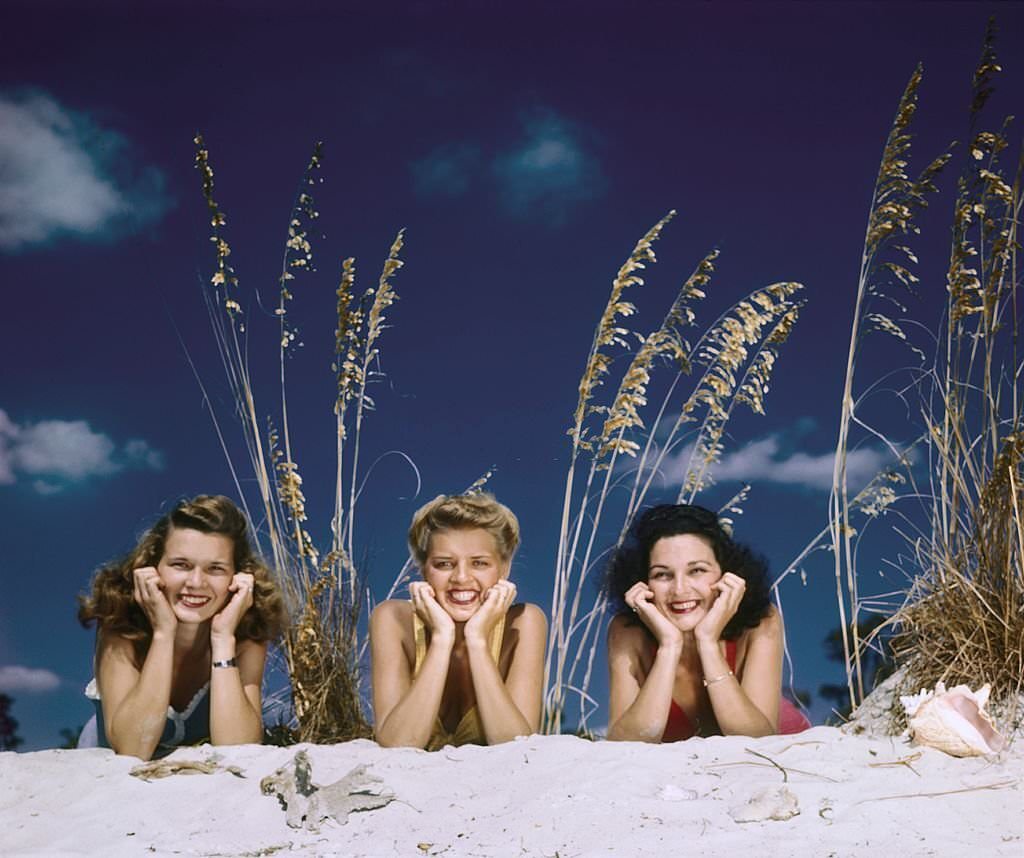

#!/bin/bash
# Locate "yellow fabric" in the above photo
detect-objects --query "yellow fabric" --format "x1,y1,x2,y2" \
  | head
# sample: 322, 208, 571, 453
413, 612, 506, 751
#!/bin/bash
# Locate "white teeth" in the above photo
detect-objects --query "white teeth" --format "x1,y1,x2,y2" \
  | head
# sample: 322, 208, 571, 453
671, 600, 698, 611
448, 591, 478, 604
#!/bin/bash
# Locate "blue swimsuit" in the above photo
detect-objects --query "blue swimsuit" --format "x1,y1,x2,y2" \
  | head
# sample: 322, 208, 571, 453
78, 678, 212, 757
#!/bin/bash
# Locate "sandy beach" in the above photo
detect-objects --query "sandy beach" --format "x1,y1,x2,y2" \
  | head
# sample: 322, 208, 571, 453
2, 727, 1020, 857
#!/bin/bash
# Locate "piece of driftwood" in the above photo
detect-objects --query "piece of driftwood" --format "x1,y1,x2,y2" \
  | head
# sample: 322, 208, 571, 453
260, 750, 394, 832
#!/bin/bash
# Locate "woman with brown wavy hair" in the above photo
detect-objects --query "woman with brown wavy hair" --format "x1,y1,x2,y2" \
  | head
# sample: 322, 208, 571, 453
78, 495, 285, 760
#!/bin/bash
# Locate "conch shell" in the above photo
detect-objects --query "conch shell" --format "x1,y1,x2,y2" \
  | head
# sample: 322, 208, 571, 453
899, 682, 1006, 757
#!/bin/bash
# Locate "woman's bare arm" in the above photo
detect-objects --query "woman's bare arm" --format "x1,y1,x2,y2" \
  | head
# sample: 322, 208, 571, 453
209, 637, 266, 746
208, 573, 264, 745
606, 616, 680, 742
469, 600, 547, 744
370, 598, 453, 748
96, 631, 174, 760
701, 607, 782, 736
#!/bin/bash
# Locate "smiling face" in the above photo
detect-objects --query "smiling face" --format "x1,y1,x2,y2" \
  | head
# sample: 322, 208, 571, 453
422, 527, 508, 620
646, 533, 724, 631
156, 526, 236, 624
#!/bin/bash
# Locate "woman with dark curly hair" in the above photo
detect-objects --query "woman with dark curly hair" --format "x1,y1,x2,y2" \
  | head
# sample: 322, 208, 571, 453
77, 495, 285, 759
604, 504, 809, 742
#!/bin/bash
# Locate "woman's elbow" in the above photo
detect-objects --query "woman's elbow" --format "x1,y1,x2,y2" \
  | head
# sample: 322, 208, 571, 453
605, 712, 636, 741
373, 721, 427, 750
106, 722, 159, 761
212, 728, 263, 747
109, 736, 156, 761
722, 717, 775, 738
376, 734, 426, 750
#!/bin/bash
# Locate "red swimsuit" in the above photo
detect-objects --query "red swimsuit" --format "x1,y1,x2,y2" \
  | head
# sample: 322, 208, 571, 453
659, 640, 811, 741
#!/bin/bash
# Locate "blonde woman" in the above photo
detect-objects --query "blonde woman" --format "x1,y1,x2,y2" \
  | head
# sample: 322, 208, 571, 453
370, 493, 547, 749
78, 495, 285, 759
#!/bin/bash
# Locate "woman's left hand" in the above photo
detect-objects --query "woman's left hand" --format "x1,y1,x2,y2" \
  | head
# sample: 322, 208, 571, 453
211, 573, 255, 639
694, 572, 745, 643
464, 579, 516, 647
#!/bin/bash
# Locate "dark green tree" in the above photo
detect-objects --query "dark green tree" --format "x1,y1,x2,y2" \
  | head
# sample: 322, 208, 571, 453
58, 726, 82, 749
0, 693, 25, 751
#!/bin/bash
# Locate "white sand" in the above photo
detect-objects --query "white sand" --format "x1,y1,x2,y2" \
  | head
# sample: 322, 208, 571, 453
2, 728, 1021, 857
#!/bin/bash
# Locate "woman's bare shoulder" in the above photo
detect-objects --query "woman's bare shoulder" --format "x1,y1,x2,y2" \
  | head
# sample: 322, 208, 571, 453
735, 604, 783, 665
96, 629, 137, 663
507, 602, 547, 632
370, 599, 414, 636
751, 603, 783, 637
607, 613, 648, 649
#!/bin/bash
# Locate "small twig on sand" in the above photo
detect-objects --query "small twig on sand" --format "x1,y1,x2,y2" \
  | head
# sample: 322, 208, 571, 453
745, 747, 789, 782
867, 751, 922, 776
703, 759, 841, 783
772, 740, 826, 754
855, 779, 1018, 804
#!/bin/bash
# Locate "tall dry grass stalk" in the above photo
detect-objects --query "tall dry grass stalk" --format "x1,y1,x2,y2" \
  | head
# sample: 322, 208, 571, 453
544, 212, 804, 733
818, 63, 954, 710
193, 137, 407, 742
888, 26, 1023, 715
803, 23, 1022, 719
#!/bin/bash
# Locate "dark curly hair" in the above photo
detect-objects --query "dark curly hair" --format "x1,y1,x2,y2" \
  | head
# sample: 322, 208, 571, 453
78, 495, 286, 664
603, 504, 772, 640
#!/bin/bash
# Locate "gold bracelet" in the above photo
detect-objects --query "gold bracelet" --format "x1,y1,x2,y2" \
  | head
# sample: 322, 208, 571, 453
703, 670, 734, 687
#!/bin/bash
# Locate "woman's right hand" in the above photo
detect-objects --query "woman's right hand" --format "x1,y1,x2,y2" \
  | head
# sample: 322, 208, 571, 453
409, 581, 455, 641
624, 581, 682, 649
132, 567, 177, 635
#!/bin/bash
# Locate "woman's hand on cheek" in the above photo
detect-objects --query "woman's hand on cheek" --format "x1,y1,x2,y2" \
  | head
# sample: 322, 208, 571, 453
694, 572, 745, 643
409, 581, 456, 640
464, 579, 515, 646
210, 572, 254, 640
132, 567, 177, 635
625, 581, 682, 649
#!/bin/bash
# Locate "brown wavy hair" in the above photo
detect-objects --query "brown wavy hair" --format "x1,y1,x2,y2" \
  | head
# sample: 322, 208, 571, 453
78, 495, 286, 664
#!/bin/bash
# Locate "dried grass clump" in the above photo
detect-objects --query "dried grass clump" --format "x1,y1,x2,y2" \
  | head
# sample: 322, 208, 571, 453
286, 578, 371, 743
886, 25, 1023, 724
892, 437, 1024, 712
194, 136, 408, 743
813, 22, 1024, 727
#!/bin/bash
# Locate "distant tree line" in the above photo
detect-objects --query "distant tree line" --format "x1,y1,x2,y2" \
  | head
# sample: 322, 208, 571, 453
0, 693, 24, 750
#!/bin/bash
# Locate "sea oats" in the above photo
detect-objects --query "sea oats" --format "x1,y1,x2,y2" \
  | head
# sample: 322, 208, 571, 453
801, 28, 1024, 720
569, 211, 676, 451
191, 139, 413, 743
194, 136, 241, 318
545, 213, 802, 733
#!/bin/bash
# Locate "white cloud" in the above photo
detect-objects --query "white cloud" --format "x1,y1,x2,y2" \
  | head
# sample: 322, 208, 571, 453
0, 409, 164, 494
492, 108, 605, 224
124, 438, 165, 470
411, 142, 481, 197
668, 433, 889, 492
0, 665, 61, 693
0, 90, 170, 252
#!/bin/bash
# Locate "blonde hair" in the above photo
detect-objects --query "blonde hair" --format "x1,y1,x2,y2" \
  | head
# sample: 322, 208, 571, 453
408, 492, 520, 567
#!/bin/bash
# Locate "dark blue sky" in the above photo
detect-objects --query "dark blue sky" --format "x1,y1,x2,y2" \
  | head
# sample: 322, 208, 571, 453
2, 1, 1021, 749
